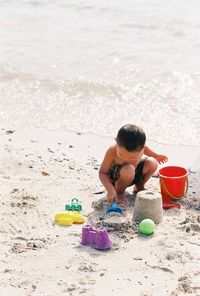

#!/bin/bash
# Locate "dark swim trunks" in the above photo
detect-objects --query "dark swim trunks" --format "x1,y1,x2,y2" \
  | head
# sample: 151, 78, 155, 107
108, 158, 148, 187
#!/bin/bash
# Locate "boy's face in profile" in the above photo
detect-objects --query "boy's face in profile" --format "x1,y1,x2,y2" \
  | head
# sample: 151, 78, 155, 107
116, 144, 143, 161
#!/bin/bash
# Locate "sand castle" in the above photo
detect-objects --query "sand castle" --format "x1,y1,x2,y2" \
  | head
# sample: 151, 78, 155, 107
133, 190, 163, 224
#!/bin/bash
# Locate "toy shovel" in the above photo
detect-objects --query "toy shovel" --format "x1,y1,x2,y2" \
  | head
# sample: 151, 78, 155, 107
106, 202, 123, 215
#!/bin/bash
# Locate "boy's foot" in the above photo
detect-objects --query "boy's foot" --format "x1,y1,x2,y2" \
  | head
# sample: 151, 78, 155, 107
133, 185, 146, 194
116, 193, 128, 204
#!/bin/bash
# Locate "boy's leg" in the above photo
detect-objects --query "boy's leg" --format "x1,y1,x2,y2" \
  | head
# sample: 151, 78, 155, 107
134, 157, 158, 192
115, 164, 135, 203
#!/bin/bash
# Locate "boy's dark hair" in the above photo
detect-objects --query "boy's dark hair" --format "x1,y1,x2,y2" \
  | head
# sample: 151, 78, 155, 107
116, 124, 146, 151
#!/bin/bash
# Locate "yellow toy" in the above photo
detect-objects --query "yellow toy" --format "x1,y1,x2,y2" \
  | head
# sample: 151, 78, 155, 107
54, 211, 85, 226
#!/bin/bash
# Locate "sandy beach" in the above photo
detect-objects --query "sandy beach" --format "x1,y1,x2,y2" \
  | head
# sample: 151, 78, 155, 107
1, 1, 200, 295
0, 128, 199, 296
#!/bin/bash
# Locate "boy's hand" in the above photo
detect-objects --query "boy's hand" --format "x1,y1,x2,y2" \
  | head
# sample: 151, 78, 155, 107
106, 188, 117, 204
155, 154, 168, 164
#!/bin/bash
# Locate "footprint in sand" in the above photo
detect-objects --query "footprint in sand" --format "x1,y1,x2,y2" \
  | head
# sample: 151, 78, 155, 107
10, 190, 38, 210
78, 261, 98, 273
178, 215, 200, 233
12, 280, 37, 294
166, 251, 193, 263
10, 237, 51, 254
177, 274, 193, 294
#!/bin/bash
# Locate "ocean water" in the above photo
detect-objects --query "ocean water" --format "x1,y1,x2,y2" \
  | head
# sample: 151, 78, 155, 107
0, 0, 200, 146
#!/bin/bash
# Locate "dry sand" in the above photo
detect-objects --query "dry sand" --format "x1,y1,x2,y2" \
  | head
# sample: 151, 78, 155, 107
0, 128, 200, 296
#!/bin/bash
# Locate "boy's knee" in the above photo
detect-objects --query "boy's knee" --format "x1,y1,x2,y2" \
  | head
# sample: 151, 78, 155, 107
145, 157, 158, 173
120, 164, 135, 180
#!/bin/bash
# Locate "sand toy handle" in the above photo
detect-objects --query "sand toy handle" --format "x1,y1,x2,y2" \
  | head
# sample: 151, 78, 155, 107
160, 177, 188, 201
111, 202, 117, 209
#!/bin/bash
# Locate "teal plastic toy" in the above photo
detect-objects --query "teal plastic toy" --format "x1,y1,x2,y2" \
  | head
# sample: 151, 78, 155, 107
65, 198, 82, 212
139, 219, 155, 236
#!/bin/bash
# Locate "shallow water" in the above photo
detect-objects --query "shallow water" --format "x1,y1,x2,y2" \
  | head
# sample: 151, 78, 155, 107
0, 0, 200, 145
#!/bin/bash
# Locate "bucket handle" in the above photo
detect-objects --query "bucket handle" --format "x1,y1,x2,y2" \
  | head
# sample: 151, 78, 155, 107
160, 177, 188, 201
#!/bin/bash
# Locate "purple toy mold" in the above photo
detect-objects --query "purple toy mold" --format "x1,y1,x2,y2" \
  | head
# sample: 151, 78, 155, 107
81, 224, 112, 249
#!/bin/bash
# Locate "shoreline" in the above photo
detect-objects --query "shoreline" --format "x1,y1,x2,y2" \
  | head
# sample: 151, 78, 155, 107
0, 127, 199, 295
1, 127, 200, 170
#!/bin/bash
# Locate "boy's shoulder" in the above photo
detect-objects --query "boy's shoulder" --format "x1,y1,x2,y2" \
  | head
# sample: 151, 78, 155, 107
106, 144, 117, 156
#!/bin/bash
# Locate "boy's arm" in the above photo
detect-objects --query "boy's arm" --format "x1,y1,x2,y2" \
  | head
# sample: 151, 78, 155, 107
144, 145, 168, 164
99, 146, 117, 203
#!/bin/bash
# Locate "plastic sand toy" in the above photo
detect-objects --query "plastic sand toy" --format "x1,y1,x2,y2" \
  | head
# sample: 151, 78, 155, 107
158, 166, 188, 209
106, 202, 123, 215
81, 224, 112, 249
65, 198, 82, 212
54, 211, 85, 226
139, 219, 155, 236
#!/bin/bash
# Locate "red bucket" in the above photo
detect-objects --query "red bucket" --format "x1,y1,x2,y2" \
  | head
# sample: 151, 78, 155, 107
158, 166, 188, 209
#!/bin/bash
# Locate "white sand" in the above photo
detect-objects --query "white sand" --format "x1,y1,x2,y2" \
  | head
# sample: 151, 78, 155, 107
0, 128, 200, 296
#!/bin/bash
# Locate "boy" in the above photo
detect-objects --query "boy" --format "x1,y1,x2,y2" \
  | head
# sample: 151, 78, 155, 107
99, 124, 168, 204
